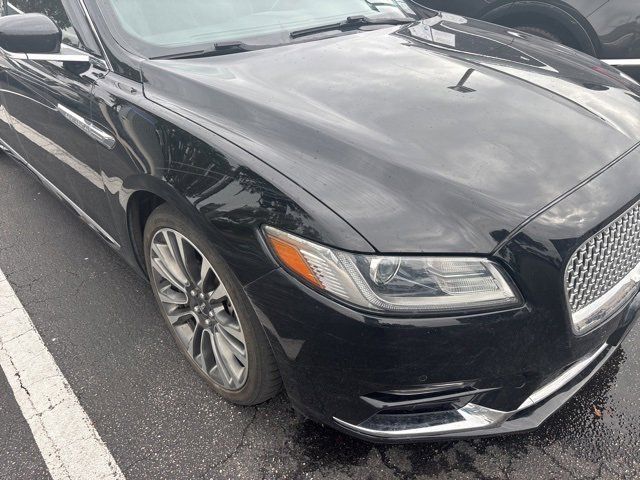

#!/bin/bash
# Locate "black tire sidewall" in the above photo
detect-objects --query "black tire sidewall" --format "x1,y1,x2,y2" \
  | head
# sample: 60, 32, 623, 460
515, 25, 562, 44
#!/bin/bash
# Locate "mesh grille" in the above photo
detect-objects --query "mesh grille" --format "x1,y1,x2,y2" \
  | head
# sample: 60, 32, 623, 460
565, 202, 640, 314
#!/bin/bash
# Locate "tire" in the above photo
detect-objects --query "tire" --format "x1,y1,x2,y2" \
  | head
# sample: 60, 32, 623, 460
515, 25, 562, 44
143, 204, 281, 405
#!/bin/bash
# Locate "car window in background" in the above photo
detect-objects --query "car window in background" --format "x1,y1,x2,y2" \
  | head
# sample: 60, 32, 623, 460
99, 0, 417, 58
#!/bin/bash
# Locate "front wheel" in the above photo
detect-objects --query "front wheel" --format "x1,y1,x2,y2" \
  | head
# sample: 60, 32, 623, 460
144, 204, 281, 405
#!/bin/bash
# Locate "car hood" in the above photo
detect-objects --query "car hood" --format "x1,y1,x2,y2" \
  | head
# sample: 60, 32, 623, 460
142, 13, 640, 254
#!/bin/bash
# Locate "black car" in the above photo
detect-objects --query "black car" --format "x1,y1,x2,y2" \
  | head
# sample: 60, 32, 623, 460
0, 0, 639, 443
412, 0, 640, 75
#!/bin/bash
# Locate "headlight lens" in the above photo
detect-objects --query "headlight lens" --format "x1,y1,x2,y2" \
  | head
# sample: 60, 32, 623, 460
264, 226, 520, 314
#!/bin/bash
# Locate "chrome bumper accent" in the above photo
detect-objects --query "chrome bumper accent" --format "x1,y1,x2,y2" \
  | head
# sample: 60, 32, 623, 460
334, 403, 509, 439
334, 344, 607, 439
517, 343, 607, 411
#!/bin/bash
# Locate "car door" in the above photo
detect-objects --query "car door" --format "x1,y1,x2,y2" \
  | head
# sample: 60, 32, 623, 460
0, 0, 118, 245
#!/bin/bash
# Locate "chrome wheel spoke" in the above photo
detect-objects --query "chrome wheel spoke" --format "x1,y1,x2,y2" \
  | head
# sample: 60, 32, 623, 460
196, 330, 214, 373
213, 328, 246, 388
216, 323, 247, 367
163, 230, 195, 286
216, 309, 245, 344
211, 333, 233, 388
208, 283, 229, 305
151, 249, 186, 292
166, 305, 194, 326
198, 258, 213, 291
187, 324, 202, 358
158, 284, 188, 306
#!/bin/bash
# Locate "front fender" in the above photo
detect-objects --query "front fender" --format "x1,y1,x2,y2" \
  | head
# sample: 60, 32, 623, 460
93, 73, 373, 285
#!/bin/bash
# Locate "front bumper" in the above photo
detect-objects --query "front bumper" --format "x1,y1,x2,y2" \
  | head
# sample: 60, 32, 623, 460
333, 341, 614, 441
245, 266, 639, 443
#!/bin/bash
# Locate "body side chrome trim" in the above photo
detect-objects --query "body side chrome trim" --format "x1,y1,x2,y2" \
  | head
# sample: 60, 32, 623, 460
0, 137, 120, 248
58, 104, 116, 149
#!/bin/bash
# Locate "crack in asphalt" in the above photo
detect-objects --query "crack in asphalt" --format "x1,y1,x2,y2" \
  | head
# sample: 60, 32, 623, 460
378, 448, 412, 479
538, 446, 581, 480
200, 407, 259, 480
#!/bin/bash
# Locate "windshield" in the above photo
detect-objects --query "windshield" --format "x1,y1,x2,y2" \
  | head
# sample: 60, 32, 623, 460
97, 0, 417, 58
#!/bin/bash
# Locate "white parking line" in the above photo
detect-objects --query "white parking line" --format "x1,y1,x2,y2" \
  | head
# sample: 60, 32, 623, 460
0, 267, 125, 480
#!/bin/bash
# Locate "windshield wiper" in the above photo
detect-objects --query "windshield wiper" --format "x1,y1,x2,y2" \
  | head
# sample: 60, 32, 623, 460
290, 15, 413, 40
151, 41, 258, 60
151, 16, 415, 59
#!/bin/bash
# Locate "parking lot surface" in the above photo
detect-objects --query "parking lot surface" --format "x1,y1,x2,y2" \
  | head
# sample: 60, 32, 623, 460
1, 153, 640, 480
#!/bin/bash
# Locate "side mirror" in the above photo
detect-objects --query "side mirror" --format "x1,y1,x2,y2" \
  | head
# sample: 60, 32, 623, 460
0, 13, 61, 54
0, 13, 89, 63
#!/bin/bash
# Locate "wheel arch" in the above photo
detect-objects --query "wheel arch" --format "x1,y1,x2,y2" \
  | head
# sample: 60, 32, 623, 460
124, 175, 213, 278
482, 0, 601, 57
127, 189, 165, 277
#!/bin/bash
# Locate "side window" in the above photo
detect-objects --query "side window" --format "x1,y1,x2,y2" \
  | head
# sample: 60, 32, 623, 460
4, 1, 87, 52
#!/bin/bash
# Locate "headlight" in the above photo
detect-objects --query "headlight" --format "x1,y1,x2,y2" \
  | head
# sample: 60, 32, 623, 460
264, 226, 521, 314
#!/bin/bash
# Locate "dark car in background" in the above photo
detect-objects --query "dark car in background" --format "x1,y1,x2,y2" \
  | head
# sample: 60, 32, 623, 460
411, 0, 640, 77
1, 0, 640, 443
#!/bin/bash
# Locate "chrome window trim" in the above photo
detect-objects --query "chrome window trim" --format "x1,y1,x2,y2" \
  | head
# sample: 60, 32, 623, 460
61, 43, 108, 70
8, 51, 88, 62
6, 2, 24, 14
603, 59, 640, 67
77, 0, 113, 71
5, 47, 108, 71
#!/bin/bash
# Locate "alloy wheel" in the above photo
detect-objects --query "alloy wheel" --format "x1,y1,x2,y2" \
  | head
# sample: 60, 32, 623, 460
149, 228, 248, 390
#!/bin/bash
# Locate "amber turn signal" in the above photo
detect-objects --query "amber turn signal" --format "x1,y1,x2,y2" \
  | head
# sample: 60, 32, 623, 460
265, 233, 322, 288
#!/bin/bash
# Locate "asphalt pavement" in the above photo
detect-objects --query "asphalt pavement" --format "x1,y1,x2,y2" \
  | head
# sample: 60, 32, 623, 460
1, 153, 639, 480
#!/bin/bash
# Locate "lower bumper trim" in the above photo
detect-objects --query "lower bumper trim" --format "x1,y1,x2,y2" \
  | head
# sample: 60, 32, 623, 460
333, 343, 608, 440
517, 343, 607, 411
334, 403, 508, 439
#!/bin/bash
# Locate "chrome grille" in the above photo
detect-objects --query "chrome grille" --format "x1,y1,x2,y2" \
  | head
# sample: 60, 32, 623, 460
565, 202, 640, 315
